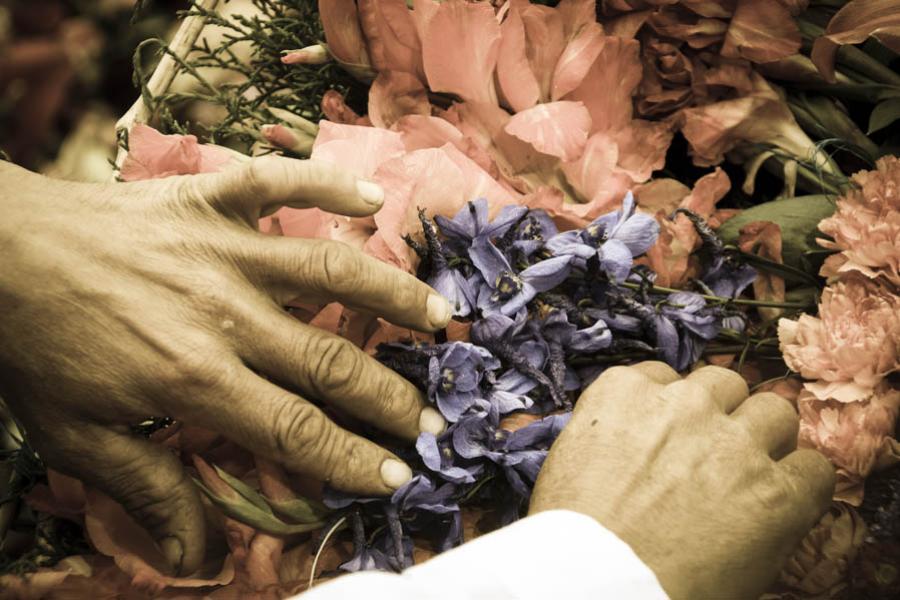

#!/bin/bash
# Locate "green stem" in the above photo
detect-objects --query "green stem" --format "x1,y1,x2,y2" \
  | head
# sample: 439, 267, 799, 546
798, 19, 900, 87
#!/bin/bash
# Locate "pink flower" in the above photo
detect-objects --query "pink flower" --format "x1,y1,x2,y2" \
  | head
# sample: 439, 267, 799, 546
119, 124, 236, 181
797, 384, 900, 505
818, 156, 900, 287
778, 277, 900, 402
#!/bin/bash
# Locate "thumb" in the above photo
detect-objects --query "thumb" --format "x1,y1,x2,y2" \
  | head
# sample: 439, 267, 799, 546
52, 423, 206, 575
193, 154, 384, 219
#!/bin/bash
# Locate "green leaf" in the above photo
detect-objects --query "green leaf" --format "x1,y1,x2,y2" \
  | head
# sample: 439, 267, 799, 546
267, 496, 331, 525
717, 195, 836, 281
868, 98, 900, 134
213, 465, 273, 515
193, 479, 324, 536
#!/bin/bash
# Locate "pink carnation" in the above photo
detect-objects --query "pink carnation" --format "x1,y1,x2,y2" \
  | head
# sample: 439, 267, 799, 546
778, 277, 900, 402
797, 384, 900, 505
818, 155, 900, 286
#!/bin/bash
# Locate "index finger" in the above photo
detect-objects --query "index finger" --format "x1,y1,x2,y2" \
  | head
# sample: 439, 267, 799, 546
245, 237, 452, 332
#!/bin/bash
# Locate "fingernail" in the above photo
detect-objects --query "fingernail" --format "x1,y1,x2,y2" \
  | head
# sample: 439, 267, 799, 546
159, 536, 184, 575
356, 180, 384, 207
427, 293, 452, 328
380, 458, 413, 490
419, 407, 446, 436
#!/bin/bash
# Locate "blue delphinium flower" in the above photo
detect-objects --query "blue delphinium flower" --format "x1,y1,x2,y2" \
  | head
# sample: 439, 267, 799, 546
511, 209, 558, 257
470, 238, 573, 316
427, 342, 500, 422
546, 192, 659, 281
435, 198, 527, 254
416, 430, 484, 484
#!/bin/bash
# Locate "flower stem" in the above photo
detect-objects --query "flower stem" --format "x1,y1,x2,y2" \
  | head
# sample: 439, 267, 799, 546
619, 282, 813, 309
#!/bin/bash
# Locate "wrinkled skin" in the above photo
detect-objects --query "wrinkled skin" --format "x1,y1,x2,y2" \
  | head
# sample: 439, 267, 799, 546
0, 158, 450, 575
532, 362, 836, 600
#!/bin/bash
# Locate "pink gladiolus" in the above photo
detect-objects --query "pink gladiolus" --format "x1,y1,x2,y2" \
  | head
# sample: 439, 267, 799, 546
504, 101, 592, 161
119, 124, 234, 181
778, 277, 900, 403
797, 384, 900, 505
818, 156, 900, 287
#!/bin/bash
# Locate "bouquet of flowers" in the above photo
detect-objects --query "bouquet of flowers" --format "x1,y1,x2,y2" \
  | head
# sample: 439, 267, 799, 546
2, 0, 899, 598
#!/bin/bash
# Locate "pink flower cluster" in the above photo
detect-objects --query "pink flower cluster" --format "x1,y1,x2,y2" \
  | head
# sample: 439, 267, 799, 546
778, 158, 900, 504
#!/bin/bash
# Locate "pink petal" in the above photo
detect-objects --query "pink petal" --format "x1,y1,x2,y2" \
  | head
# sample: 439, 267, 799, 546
311, 121, 406, 179
557, 0, 598, 37
551, 22, 606, 100
395, 114, 465, 150
119, 124, 231, 181
318, 0, 371, 68
505, 101, 592, 161
561, 131, 620, 201
421, 0, 502, 104
520, 4, 568, 101
610, 118, 674, 183
368, 70, 431, 129
496, 5, 541, 112
564, 35, 642, 134
358, 0, 422, 75
321, 90, 368, 125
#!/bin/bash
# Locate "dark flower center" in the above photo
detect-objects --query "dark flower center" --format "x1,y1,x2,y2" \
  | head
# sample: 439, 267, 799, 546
584, 223, 608, 246
440, 367, 456, 392
493, 270, 524, 301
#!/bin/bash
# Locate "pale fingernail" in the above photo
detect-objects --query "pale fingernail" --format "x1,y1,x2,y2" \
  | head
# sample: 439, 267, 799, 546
356, 180, 384, 207
380, 458, 413, 490
159, 536, 184, 575
419, 407, 447, 436
427, 293, 452, 328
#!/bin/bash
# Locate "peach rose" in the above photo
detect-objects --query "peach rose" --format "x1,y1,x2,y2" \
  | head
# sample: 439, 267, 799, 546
778, 277, 900, 402
797, 384, 900, 505
819, 156, 900, 287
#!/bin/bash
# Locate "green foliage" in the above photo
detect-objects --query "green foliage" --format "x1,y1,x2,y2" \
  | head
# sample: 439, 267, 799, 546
142, 0, 357, 150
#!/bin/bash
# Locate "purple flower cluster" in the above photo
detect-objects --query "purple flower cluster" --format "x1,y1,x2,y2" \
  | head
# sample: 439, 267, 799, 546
324, 194, 753, 573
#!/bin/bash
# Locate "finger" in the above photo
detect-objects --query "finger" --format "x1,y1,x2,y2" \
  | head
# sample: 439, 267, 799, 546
685, 365, 749, 413
185, 370, 413, 496
779, 448, 836, 522
45, 423, 205, 576
730, 392, 799, 459
194, 155, 385, 219
241, 307, 445, 440
629, 361, 681, 385
245, 237, 452, 331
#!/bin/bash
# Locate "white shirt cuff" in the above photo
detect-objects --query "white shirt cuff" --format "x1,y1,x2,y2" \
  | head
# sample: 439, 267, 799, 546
297, 509, 668, 600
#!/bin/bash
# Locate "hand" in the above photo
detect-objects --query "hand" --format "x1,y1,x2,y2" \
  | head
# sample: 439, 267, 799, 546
0, 158, 450, 574
530, 362, 835, 599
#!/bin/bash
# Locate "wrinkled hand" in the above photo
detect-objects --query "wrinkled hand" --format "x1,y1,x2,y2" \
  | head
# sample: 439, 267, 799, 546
530, 362, 835, 600
0, 158, 450, 574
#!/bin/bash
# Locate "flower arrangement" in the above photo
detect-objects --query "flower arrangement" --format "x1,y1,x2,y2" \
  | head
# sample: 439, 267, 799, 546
2, 0, 899, 598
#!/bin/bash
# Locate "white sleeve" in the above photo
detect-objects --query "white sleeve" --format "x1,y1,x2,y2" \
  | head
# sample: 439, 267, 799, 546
294, 509, 669, 600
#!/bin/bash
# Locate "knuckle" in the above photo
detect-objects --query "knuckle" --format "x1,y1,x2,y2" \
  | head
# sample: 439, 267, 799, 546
310, 241, 361, 294
159, 348, 233, 404
308, 335, 362, 397
242, 159, 270, 198
273, 399, 328, 457
661, 380, 714, 414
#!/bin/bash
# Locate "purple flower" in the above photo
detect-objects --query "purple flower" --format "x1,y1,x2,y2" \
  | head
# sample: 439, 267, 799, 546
492, 413, 572, 498
435, 198, 527, 252
511, 209, 559, 257
487, 369, 536, 415
546, 192, 659, 281
471, 238, 573, 316
428, 266, 477, 318
392, 474, 459, 515
417, 431, 484, 484
428, 342, 500, 422
701, 257, 757, 298
652, 292, 722, 370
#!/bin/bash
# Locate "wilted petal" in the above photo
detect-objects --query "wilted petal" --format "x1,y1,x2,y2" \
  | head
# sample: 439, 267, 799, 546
610, 119, 673, 183
120, 124, 232, 181
561, 132, 624, 205
421, 0, 502, 104
738, 220, 786, 320
368, 71, 431, 129
358, 0, 422, 75
565, 35, 642, 134
569, 319, 613, 352
318, 0, 372, 72
520, 255, 574, 291
598, 238, 634, 281
504, 101, 592, 161
811, 0, 900, 82
520, 4, 568, 101
721, 0, 802, 63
